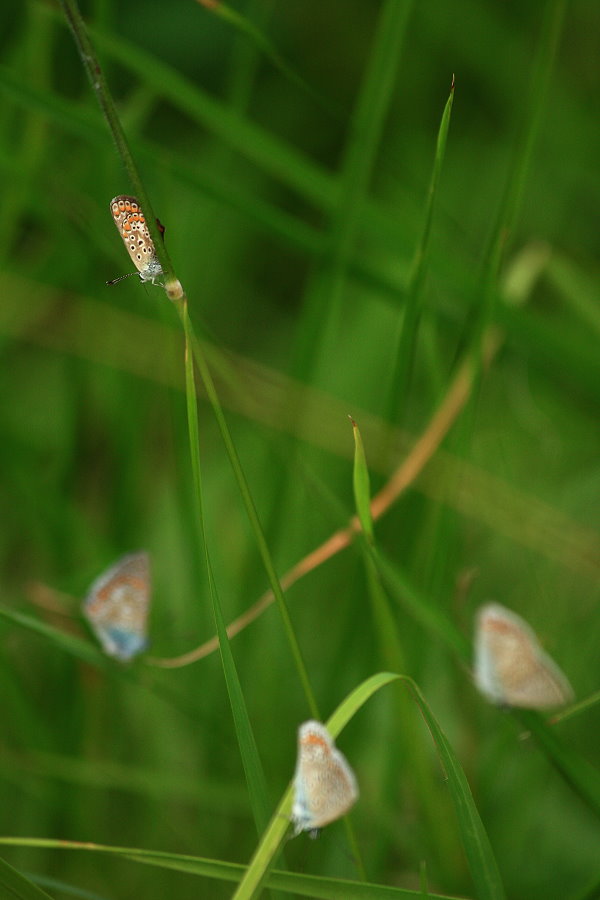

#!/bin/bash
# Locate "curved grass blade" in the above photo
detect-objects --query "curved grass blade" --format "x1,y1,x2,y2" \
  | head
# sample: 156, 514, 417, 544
402, 678, 504, 900
235, 672, 504, 900
328, 673, 505, 900
0, 838, 468, 900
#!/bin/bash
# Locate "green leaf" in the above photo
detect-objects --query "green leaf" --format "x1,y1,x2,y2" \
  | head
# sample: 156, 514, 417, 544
0, 856, 54, 899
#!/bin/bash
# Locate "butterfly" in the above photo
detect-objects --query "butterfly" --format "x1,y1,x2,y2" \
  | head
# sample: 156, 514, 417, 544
83, 552, 150, 661
474, 602, 573, 709
107, 195, 163, 285
291, 720, 358, 837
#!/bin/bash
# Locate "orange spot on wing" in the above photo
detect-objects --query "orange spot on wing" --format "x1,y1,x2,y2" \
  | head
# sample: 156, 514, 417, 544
483, 617, 514, 636
302, 733, 330, 750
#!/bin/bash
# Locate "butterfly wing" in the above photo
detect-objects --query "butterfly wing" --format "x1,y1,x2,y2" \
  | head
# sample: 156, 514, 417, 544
110, 196, 163, 284
84, 551, 150, 661
292, 721, 358, 834
475, 603, 573, 709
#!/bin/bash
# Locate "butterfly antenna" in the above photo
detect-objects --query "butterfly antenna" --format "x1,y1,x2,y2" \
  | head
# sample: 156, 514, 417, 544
106, 272, 139, 286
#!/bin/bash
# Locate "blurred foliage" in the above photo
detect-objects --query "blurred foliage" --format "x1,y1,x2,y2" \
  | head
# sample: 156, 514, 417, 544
0, 1, 598, 899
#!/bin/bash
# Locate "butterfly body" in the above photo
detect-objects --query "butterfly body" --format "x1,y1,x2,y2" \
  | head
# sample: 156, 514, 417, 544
109, 195, 163, 285
474, 603, 573, 709
292, 720, 358, 836
84, 552, 150, 661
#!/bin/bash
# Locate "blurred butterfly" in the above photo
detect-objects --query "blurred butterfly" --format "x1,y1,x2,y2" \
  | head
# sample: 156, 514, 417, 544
474, 602, 573, 709
292, 720, 358, 837
83, 552, 150, 661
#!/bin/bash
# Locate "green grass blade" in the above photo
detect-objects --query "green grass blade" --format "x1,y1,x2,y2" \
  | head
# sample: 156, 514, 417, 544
0, 839, 468, 899
237, 872, 464, 900
181, 302, 270, 834
403, 679, 505, 900
181, 309, 320, 718
233, 674, 401, 899
349, 441, 468, 875
0, 856, 54, 900
350, 417, 374, 542
388, 77, 454, 425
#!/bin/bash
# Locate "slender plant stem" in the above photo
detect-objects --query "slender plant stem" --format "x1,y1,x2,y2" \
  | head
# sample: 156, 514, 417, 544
177, 304, 320, 720
181, 299, 272, 837
59, 0, 180, 296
